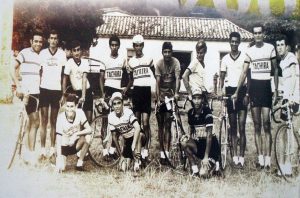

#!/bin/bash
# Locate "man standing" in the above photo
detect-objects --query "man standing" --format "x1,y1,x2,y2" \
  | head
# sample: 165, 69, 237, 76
232, 24, 278, 170
219, 32, 248, 168
39, 30, 67, 161
155, 42, 181, 164
14, 31, 44, 164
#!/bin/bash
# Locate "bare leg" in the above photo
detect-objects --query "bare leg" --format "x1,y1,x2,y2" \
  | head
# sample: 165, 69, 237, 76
228, 113, 238, 157
28, 112, 40, 151
251, 107, 262, 155
40, 107, 49, 149
262, 107, 272, 156
238, 110, 247, 157
50, 107, 59, 148
142, 113, 151, 150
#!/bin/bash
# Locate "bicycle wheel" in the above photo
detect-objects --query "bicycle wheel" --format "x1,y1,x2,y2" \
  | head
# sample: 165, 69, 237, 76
162, 118, 186, 170
274, 124, 300, 181
88, 115, 120, 167
219, 118, 230, 170
8, 113, 26, 169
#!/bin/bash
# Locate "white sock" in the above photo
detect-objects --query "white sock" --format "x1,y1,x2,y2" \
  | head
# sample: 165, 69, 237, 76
143, 149, 148, 157
258, 155, 264, 166
192, 165, 199, 173
264, 156, 271, 167
215, 161, 220, 171
160, 151, 165, 159
238, 157, 244, 166
109, 147, 116, 155
40, 147, 46, 156
77, 159, 83, 167
103, 149, 109, 156
233, 156, 238, 165
285, 162, 292, 175
49, 147, 56, 156
165, 151, 169, 158
134, 162, 140, 171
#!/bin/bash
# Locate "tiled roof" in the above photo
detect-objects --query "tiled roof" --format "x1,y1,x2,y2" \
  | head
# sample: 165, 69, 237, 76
97, 15, 253, 41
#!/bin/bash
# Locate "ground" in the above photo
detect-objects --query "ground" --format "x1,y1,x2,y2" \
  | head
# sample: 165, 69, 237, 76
0, 100, 299, 198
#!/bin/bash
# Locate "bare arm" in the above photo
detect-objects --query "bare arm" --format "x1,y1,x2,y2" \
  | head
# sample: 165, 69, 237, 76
14, 60, 22, 97
272, 58, 279, 105
99, 70, 105, 98
219, 71, 226, 91
156, 75, 161, 102
131, 121, 141, 151
112, 131, 122, 157
204, 126, 213, 160
233, 58, 250, 97
81, 73, 88, 102
182, 69, 192, 96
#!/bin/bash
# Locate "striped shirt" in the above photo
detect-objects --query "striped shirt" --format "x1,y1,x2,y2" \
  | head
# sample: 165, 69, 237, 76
104, 55, 126, 89
16, 47, 41, 94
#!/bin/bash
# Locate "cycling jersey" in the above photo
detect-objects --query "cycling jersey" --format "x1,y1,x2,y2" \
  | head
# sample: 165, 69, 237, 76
56, 109, 88, 146
155, 57, 181, 99
127, 55, 154, 87
16, 47, 41, 94
64, 58, 90, 91
40, 48, 67, 90
108, 108, 138, 139
246, 43, 276, 80
188, 105, 214, 138
280, 52, 300, 103
103, 55, 126, 89
220, 51, 246, 87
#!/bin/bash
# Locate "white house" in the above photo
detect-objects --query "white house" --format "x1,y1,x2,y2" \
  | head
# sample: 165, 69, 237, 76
90, 15, 253, 93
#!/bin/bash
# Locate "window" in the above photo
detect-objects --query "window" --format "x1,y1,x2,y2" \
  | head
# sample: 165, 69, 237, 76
172, 51, 192, 78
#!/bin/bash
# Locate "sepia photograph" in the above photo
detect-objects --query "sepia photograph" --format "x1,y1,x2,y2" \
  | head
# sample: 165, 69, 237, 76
0, 0, 299, 197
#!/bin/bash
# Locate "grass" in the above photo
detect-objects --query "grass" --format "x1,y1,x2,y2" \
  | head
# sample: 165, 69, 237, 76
0, 101, 300, 198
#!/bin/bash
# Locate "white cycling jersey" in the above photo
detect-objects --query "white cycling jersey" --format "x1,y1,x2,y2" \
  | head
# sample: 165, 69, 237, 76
40, 48, 67, 90
16, 47, 41, 94
108, 108, 138, 139
104, 55, 126, 89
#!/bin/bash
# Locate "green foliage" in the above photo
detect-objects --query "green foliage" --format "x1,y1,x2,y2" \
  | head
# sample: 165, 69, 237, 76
226, 0, 238, 10
247, 0, 260, 15
196, 0, 215, 8
270, 0, 285, 17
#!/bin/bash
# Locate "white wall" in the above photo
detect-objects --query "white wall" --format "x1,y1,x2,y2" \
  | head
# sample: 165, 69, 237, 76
90, 37, 249, 94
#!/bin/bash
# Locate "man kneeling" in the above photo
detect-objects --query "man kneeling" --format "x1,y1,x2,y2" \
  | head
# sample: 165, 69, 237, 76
56, 94, 92, 172
181, 87, 220, 178
108, 92, 144, 174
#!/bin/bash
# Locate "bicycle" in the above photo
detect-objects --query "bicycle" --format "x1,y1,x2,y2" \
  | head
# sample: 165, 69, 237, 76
7, 95, 39, 169
210, 96, 233, 170
272, 100, 300, 182
156, 96, 186, 171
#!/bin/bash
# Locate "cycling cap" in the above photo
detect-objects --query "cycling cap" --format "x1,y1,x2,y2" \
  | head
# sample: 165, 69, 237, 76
110, 92, 123, 106
192, 87, 207, 96
132, 35, 144, 44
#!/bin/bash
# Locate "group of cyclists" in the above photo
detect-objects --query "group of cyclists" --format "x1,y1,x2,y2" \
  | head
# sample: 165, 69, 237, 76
13, 23, 300, 177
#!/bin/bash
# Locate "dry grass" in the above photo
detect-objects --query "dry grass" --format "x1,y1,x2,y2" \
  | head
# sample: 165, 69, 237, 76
0, 102, 299, 198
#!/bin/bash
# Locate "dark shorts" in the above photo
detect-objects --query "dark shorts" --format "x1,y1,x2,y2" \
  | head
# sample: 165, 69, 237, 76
61, 140, 79, 156
88, 73, 100, 96
75, 89, 93, 111
194, 135, 220, 162
39, 88, 62, 109
104, 86, 122, 98
132, 86, 151, 114
25, 94, 39, 115
225, 86, 247, 114
249, 80, 272, 108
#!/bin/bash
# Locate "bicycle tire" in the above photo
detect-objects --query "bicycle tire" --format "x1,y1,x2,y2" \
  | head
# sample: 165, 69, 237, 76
8, 113, 26, 169
88, 115, 120, 167
161, 117, 186, 170
219, 118, 230, 170
274, 124, 300, 182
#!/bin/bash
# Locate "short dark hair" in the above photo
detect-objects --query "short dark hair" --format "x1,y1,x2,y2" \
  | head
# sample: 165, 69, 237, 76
276, 34, 288, 45
229, 32, 241, 42
48, 29, 59, 39
162, 42, 173, 51
70, 40, 81, 49
196, 40, 207, 52
252, 23, 264, 32
31, 30, 44, 40
66, 93, 78, 104
109, 35, 120, 46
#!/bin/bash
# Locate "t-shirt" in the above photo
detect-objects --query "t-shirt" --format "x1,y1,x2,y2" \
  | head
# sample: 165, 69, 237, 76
127, 55, 154, 87
188, 105, 213, 138
64, 58, 90, 91
246, 43, 276, 80
220, 51, 246, 87
280, 52, 300, 103
108, 108, 138, 139
56, 109, 88, 146
103, 55, 126, 89
16, 47, 41, 94
155, 57, 181, 99
186, 59, 211, 92
40, 48, 67, 90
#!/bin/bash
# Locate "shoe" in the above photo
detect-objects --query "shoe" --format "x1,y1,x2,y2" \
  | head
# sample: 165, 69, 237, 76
191, 172, 200, 178
160, 158, 167, 165
255, 162, 264, 170
49, 154, 56, 165
75, 166, 85, 171
38, 154, 47, 163
264, 165, 271, 172
110, 153, 119, 160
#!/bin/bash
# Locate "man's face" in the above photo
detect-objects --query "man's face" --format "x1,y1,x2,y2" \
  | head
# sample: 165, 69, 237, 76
48, 34, 58, 48
110, 41, 120, 56
192, 95, 204, 109
72, 46, 82, 60
196, 47, 206, 63
133, 43, 144, 56
230, 36, 240, 52
253, 27, 264, 43
30, 35, 43, 53
65, 101, 76, 115
162, 48, 172, 62
276, 40, 287, 56
112, 98, 123, 115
